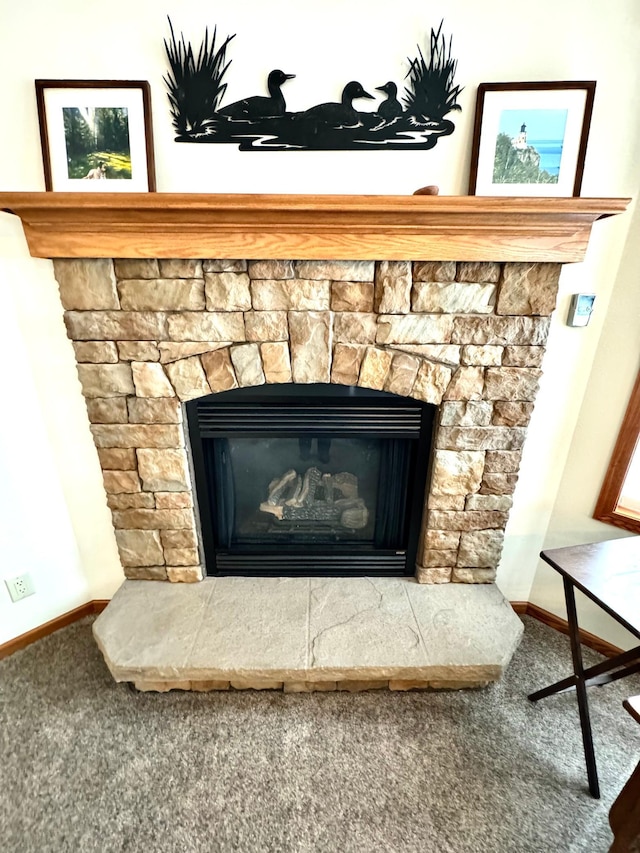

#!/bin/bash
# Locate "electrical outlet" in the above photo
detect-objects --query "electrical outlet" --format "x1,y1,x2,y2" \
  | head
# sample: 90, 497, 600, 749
5, 573, 35, 603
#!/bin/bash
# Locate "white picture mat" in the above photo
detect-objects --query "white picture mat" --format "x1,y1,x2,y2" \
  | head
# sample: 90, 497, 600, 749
475, 88, 589, 196
43, 87, 150, 192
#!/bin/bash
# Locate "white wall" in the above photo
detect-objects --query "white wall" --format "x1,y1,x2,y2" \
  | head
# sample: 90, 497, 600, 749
1, 0, 639, 643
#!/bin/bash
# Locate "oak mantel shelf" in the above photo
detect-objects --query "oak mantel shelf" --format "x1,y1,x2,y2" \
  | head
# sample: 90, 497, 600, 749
0, 192, 630, 262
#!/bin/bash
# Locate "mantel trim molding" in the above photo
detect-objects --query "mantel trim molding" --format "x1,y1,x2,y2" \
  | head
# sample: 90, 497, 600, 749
0, 192, 630, 262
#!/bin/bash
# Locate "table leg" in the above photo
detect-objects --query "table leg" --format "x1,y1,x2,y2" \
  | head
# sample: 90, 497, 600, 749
564, 576, 600, 799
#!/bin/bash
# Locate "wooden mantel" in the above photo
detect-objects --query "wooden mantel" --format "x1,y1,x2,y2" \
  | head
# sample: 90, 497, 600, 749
0, 192, 630, 262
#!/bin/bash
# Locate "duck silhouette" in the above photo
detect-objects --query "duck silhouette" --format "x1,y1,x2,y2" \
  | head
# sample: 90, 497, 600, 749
219, 69, 295, 120
375, 81, 403, 120
301, 81, 374, 128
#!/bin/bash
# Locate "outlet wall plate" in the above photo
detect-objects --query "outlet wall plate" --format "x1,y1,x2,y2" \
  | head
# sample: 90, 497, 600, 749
5, 573, 35, 602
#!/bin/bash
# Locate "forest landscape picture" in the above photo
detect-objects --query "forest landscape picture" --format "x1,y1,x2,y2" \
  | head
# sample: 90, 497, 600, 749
163, 18, 463, 151
62, 106, 131, 180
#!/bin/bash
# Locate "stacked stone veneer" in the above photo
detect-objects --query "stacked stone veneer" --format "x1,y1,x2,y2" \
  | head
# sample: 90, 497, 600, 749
53, 257, 561, 585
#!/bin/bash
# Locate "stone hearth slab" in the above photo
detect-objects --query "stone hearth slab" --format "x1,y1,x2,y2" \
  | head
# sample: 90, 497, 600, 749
93, 578, 523, 692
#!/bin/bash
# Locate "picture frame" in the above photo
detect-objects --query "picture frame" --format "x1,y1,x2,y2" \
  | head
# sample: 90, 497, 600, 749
35, 80, 156, 192
468, 81, 596, 197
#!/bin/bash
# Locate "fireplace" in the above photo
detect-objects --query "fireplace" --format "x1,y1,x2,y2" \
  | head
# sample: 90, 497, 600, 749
186, 383, 434, 576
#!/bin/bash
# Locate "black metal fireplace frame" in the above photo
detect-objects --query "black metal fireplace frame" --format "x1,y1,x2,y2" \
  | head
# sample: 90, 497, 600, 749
186, 384, 434, 577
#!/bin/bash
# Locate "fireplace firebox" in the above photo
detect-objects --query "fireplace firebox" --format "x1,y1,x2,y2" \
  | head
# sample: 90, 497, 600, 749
186, 384, 434, 576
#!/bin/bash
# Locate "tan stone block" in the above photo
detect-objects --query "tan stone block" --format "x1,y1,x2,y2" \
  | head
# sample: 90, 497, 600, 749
86, 398, 128, 424
492, 401, 534, 427
415, 567, 453, 584
124, 566, 168, 581
465, 494, 513, 512
77, 364, 134, 398
97, 448, 136, 470
127, 398, 182, 424
248, 260, 294, 279
333, 312, 377, 344
90, 424, 182, 448
204, 272, 252, 311
358, 347, 393, 391
497, 263, 561, 316
204, 259, 247, 273
440, 401, 493, 427
131, 362, 175, 398
158, 342, 231, 363
427, 494, 466, 510
480, 473, 519, 495
65, 311, 167, 341
388, 680, 432, 690
377, 315, 454, 345
107, 493, 155, 510
164, 547, 199, 566
484, 451, 523, 473
331, 281, 374, 312
461, 345, 503, 366
113, 509, 194, 530
118, 279, 205, 311
159, 259, 203, 278
117, 341, 160, 362
230, 344, 265, 387
289, 311, 331, 383
427, 510, 508, 531
190, 680, 230, 690
443, 367, 484, 402
412, 261, 456, 282
201, 348, 238, 392
230, 680, 283, 690
457, 529, 504, 568
115, 529, 164, 567
457, 262, 501, 283
166, 312, 245, 342
421, 549, 458, 568
384, 352, 419, 397
424, 530, 461, 550
484, 368, 541, 402
430, 449, 484, 496
103, 470, 141, 494
261, 342, 292, 384
283, 681, 338, 693
165, 356, 211, 401
388, 344, 461, 364
451, 568, 497, 583
296, 260, 374, 282
73, 341, 118, 363
330, 344, 365, 386
436, 426, 526, 451
53, 259, 120, 310
114, 259, 160, 279
155, 492, 192, 509
411, 360, 453, 405
137, 448, 190, 492
374, 261, 412, 313
411, 282, 496, 314
166, 565, 203, 583
133, 678, 190, 691
244, 310, 288, 341
336, 680, 388, 692
502, 346, 545, 368
251, 279, 330, 310
160, 529, 198, 549
452, 316, 550, 346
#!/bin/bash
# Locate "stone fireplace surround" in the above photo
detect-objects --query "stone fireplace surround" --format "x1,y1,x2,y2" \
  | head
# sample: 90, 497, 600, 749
1, 192, 627, 691
53, 254, 560, 587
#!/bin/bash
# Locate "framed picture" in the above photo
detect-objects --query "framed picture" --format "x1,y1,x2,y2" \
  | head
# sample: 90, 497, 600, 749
35, 80, 156, 191
468, 81, 596, 197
